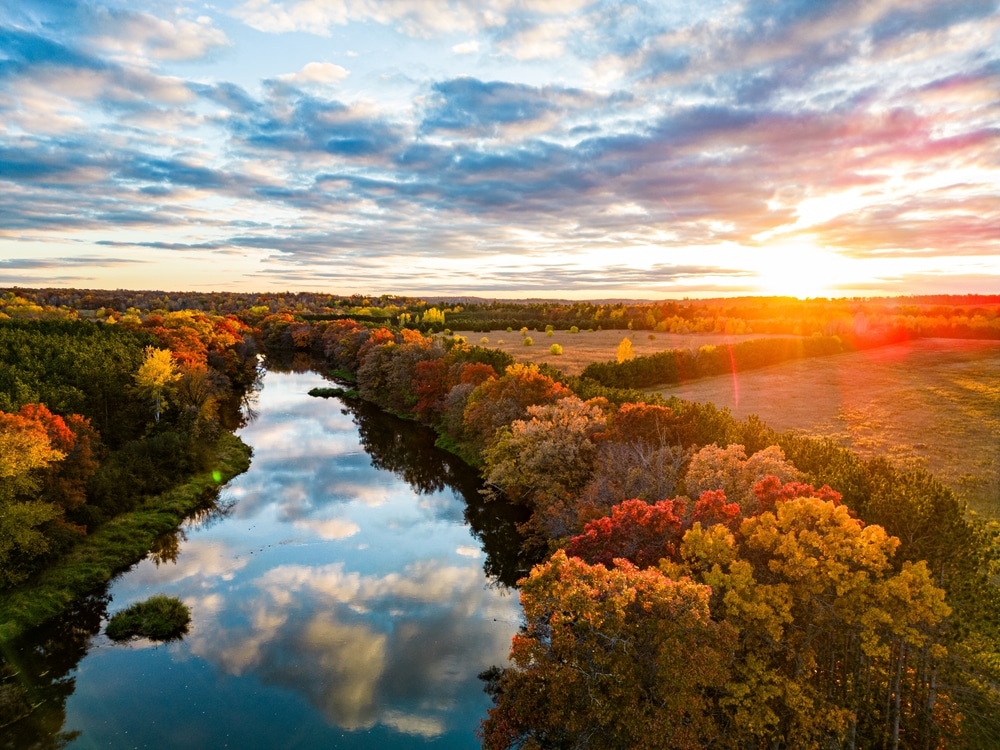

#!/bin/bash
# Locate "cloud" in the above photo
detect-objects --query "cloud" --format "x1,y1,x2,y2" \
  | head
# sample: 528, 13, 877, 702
451, 40, 479, 55
87, 9, 230, 63
0, 256, 147, 269
277, 61, 350, 85
420, 77, 624, 139
184, 557, 519, 735
232, 0, 483, 37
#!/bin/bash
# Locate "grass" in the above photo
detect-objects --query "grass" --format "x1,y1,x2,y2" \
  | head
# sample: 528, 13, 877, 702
105, 595, 190, 642
649, 338, 1000, 517
454, 329, 788, 376
0, 431, 252, 644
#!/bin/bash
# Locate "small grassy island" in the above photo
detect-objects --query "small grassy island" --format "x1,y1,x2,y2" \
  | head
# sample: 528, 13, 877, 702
308, 386, 358, 399
106, 595, 191, 642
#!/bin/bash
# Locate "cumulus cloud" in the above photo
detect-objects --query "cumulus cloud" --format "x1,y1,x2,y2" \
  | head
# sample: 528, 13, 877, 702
88, 10, 230, 63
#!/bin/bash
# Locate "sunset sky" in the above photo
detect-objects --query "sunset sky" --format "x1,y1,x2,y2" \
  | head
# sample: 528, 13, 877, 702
1, 0, 998, 299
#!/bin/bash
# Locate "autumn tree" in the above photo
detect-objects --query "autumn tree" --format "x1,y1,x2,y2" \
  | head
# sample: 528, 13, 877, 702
683, 443, 800, 514
0, 409, 66, 586
480, 550, 734, 750
682, 496, 952, 748
483, 396, 607, 540
616, 336, 634, 363
463, 363, 572, 451
135, 347, 181, 423
18, 403, 100, 514
578, 402, 690, 521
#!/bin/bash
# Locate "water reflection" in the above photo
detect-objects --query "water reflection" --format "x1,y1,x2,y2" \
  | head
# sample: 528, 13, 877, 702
3, 370, 530, 749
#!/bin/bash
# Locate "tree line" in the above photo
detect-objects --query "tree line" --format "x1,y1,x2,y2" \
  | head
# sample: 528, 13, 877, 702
6, 288, 1000, 339
4, 289, 998, 746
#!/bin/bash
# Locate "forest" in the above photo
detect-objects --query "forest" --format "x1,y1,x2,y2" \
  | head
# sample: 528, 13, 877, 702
0, 302, 260, 641
2, 288, 999, 748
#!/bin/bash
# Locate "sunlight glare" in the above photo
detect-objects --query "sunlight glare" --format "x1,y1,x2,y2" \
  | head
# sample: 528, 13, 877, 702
752, 241, 856, 298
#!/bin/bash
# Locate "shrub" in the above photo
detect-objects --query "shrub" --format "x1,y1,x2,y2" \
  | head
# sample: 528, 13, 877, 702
550, 344, 563, 355
524, 337, 534, 346
480, 336, 489, 344
569, 326, 579, 334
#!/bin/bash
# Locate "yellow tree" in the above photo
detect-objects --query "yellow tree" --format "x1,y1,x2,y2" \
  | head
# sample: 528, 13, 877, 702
682, 496, 951, 748
616, 336, 634, 363
135, 346, 181, 423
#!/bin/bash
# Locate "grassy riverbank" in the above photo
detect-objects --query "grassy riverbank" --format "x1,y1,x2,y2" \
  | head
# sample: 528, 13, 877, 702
0, 432, 252, 644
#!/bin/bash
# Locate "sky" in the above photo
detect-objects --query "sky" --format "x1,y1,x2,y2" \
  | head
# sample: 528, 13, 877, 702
0, 0, 998, 300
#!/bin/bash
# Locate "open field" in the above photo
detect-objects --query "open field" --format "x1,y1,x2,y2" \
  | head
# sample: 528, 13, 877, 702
456, 329, 785, 377
648, 338, 1000, 517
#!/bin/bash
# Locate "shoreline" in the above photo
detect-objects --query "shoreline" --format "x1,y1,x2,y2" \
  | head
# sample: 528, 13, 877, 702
0, 432, 253, 644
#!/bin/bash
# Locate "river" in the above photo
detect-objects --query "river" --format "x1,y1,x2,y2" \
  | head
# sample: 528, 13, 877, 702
3, 370, 529, 749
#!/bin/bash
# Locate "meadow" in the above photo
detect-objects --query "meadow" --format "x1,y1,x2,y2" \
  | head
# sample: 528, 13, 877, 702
651, 338, 1000, 517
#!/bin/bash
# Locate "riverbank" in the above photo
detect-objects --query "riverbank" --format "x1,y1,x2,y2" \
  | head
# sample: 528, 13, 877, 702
0, 432, 252, 644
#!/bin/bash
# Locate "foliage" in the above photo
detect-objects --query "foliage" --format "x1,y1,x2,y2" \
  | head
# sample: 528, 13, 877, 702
686, 497, 952, 748
135, 347, 181, 423
584, 335, 846, 389
105, 595, 191, 642
481, 550, 734, 750
483, 396, 607, 541
463, 363, 572, 451
616, 336, 634, 362
683, 443, 801, 514
0, 432, 250, 643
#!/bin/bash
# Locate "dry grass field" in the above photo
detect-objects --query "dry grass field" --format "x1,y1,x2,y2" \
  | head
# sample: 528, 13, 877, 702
456, 331, 1000, 517
647, 338, 1000, 517
456, 329, 782, 376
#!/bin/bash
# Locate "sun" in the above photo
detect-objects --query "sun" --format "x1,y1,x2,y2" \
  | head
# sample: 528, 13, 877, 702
751, 241, 857, 298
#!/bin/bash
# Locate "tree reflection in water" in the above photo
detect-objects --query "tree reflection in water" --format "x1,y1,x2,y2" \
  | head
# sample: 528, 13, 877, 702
340, 398, 541, 589
0, 592, 108, 750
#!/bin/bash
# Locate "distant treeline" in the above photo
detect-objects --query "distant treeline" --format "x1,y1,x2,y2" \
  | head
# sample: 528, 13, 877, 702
5, 288, 1000, 340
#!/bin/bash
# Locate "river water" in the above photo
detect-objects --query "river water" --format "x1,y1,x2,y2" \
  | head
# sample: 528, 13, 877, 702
3, 370, 528, 749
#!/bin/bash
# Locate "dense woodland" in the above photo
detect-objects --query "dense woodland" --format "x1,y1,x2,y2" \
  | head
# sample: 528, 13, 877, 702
2, 288, 1000, 748
0, 307, 259, 590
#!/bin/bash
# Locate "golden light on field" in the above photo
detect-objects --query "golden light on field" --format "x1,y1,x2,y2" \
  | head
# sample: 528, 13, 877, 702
751, 241, 858, 298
